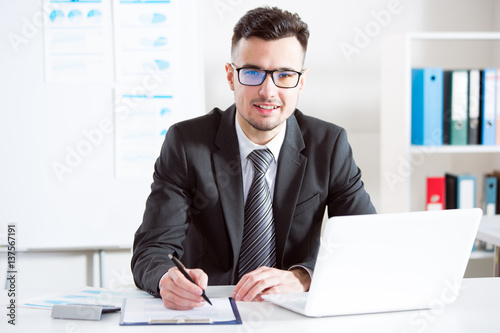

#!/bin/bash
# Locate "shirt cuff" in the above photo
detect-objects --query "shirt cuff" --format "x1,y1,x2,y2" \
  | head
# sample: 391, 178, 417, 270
158, 271, 169, 291
288, 265, 313, 279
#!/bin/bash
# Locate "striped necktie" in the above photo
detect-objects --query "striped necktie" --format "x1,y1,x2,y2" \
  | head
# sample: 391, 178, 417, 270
238, 148, 277, 280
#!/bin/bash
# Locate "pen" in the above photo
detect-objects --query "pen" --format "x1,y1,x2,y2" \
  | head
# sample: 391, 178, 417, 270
168, 254, 213, 306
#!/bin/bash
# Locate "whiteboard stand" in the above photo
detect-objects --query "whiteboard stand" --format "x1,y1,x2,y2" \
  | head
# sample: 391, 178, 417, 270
98, 249, 105, 288
1, 247, 117, 289
23, 245, 131, 288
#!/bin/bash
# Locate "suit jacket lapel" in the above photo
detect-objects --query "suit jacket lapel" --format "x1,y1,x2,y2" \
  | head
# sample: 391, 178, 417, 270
213, 105, 245, 275
273, 113, 307, 268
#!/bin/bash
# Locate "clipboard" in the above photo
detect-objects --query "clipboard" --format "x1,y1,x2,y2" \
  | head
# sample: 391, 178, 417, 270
119, 297, 242, 325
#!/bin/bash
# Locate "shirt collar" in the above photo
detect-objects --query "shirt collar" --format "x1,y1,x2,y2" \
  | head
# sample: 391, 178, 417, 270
234, 111, 286, 163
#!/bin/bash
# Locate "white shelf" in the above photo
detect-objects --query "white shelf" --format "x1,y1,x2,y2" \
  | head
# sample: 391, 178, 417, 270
410, 145, 500, 154
408, 31, 500, 41
470, 250, 495, 260
476, 215, 500, 246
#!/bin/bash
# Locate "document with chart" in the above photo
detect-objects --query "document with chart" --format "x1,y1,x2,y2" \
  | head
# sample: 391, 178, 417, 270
42, 0, 113, 82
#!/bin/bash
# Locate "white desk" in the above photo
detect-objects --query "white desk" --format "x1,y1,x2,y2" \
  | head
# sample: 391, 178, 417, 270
3, 278, 500, 333
476, 216, 500, 276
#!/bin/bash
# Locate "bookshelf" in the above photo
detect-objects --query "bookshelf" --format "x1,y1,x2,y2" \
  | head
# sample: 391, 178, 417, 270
380, 32, 500, 214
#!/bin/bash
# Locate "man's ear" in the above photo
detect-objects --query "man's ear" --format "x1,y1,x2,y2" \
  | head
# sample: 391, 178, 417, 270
225, 63, 235, 91
297, 68, 309, 94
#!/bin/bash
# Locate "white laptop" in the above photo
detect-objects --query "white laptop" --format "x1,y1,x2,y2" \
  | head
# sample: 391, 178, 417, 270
263, 208, 482, 317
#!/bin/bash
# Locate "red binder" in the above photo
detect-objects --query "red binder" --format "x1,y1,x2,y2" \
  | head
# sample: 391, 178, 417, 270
426, 176, 445, 210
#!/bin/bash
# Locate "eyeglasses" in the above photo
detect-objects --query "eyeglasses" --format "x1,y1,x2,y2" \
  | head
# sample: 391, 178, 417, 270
231, 63, 305, 89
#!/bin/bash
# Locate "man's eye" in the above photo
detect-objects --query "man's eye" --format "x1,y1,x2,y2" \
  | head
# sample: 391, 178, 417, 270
277, 72, 295, 79
243, 70, 261, 76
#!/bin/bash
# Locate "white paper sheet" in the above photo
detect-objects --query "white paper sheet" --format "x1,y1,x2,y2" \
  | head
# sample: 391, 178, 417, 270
43, 0, 113, 82
113, 0, 180, 82
20, 287, 152, 309
113, 89, 178, 177
120, 297, 238, 325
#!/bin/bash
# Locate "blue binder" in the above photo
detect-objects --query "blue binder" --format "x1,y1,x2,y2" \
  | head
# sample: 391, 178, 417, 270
481, 68, 497, 145
484, 176, 498, 251
411, 68, 444, 146
485, 176, 497, 216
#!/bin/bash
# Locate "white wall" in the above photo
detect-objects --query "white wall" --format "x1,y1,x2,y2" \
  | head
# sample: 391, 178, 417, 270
200, 0, 499, 212
3, 0, 498, 291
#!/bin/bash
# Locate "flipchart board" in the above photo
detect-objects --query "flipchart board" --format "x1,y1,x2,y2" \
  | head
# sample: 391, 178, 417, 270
0, 0, 205, 250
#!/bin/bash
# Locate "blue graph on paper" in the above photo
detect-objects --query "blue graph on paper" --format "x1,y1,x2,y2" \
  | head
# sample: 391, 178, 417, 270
68, 9, 83, 23
50, 10, 65, 23
140, 36, 167, 47
138, 13, 166, 24
153, 37, 167, 47
160, 107, 170, 116
155, 59, 170, 70
87, 9, 102, 23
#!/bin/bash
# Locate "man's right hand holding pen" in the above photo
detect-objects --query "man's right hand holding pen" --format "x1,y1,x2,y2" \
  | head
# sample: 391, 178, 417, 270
159, 265, 209, 310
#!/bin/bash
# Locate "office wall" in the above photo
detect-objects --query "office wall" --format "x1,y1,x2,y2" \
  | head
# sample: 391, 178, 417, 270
0, 0, 204, 250
2, 0, 497, 290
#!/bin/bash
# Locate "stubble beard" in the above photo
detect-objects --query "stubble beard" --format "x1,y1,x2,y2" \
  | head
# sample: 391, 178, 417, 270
245, 114, 283, 132
244, 98, 287, 132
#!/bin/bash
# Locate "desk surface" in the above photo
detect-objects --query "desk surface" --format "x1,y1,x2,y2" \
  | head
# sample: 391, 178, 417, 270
3, 278, 500, 333
477, 216, 500, 247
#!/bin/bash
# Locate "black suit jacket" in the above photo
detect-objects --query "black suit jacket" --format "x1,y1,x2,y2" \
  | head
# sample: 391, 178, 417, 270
132, 105, 376, 296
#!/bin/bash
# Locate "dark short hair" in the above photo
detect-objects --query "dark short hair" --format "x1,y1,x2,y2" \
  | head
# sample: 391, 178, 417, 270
231, 7, 310, 57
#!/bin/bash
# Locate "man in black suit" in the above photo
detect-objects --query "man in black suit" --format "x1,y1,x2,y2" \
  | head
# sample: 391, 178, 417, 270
132, 6, 376, 310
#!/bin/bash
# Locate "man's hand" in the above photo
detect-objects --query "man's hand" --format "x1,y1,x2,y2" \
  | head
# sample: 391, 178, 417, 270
232, 267, 311, 302
159, 266, 208, 310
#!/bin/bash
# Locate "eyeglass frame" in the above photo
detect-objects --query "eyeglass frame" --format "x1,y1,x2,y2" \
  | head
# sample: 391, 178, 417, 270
230, 63, 305, 89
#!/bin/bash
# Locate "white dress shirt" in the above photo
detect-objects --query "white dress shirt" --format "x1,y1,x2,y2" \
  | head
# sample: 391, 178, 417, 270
234, 114, 286, 202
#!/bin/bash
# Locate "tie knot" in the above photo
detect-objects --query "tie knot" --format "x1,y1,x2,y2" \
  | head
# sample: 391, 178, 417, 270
248, 149, 274, 174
